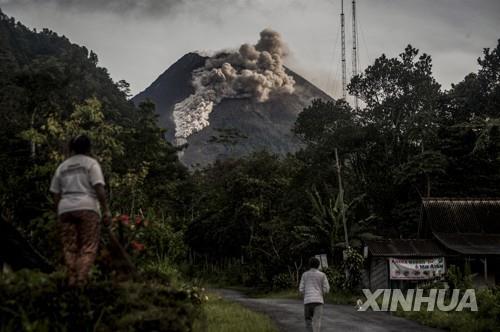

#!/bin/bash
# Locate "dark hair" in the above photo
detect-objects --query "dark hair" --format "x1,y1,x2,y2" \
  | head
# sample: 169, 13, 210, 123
69, 134, 91, 155
309, 257, 320, 269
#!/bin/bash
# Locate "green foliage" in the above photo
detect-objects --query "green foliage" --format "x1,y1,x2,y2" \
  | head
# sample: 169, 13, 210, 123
271, 273, 294, 291
318, 250, 364, 292
307, 187, 344, 256
341, 247, 364, 290
138, 213, 187, 265
0, 270, 202, 332
446, 264, 473, 290
3, 11, 500, 317
396, 287, 500, 332
0, 11, 189, 272
20, 97, 125, 171
193, 294, 278, 332
140, 260, 182, 286
474, 287, 500, 330
305, 188, 378, 254
292, 41, 500, 239
323, 266, 346, 291
187, 153, 305, 277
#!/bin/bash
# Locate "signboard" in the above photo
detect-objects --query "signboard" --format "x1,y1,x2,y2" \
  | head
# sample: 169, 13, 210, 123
389, 257, 445, 280
315, 254, 328, 270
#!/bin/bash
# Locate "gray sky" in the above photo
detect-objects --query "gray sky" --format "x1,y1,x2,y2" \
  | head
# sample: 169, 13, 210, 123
1, 0, 499, 99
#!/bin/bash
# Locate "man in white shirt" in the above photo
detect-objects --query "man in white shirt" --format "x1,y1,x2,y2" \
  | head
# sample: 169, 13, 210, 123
299, 257, 330, 332
50, 134, 111, 286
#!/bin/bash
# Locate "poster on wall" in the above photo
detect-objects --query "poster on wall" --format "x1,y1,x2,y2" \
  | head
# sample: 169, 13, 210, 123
389, 257, 445, 280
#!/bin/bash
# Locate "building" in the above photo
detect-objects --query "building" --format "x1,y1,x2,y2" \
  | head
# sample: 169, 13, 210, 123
419, 198, 500, 286
363, 198, 500, 290
363, 238, 450, 290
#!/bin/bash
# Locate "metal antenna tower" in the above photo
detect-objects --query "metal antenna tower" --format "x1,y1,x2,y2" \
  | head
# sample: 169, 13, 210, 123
340, 0, 347, 99
351, 0, 359, 109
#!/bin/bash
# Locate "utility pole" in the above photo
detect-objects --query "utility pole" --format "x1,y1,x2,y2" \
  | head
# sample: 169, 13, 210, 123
351, 0, 359, 110
340, 0, 347, 99
334, 148, 349, 247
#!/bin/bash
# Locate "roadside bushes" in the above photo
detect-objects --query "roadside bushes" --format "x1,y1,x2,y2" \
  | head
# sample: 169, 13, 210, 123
342, 248, 364, 290
474, 287, 500, 331
272, 273, 294, 291
446, 264, 473, 290
396, 287, 500, 332
323, 267, 345, 291
322, 248, 364, 291
0, 270, 202, 332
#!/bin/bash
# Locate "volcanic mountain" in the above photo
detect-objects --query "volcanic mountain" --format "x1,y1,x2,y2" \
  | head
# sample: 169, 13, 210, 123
133, 37, 332, 168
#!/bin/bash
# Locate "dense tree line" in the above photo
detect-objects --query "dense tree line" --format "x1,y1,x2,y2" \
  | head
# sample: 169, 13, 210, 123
186, 41, 500, 285
0, 10, 190, 263
1, 9, 499, 288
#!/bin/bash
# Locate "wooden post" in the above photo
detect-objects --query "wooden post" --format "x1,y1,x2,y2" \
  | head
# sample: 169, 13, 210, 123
484, 257, 488, 285
479, 257, 488, 286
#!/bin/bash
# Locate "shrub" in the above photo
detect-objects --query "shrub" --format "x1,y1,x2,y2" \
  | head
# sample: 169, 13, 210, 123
240, 263, 268, 289
272, 273, 294, 291
342, 247, 364, 290
108, 212, 187, 266
446, 264, 472, 289
0, 270, 202, 332
475, 287, 500, 330
396, 287, 500, 332
140, 259, 181, 286
323, 266, 345, 291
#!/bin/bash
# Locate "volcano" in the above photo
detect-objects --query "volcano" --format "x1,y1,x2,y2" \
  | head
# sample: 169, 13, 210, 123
133, 50, 332, 168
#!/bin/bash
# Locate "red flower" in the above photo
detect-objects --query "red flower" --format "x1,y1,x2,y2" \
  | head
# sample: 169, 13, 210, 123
135, 215, 142, 225
130, 240, 145, 251
119, 214, 130, 226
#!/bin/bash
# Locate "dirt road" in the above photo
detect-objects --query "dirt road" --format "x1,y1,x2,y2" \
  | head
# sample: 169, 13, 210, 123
214, 289, 442, 332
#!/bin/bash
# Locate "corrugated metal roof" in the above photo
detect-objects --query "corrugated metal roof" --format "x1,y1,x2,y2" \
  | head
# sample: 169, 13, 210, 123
422, 198, 500, 233
422, 198, 500, 255
433, 233, 500, 255
365, 239, 448, 257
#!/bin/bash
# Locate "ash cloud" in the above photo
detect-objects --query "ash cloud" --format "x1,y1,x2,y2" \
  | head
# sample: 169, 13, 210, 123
173, 29, 295, 143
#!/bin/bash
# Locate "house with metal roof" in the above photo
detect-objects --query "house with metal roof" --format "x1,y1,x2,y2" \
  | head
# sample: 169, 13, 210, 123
363, 198, 500, 290
419, 198, 500, 286
363, 239, 450, 290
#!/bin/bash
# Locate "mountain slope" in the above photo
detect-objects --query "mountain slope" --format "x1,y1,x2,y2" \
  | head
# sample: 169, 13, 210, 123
133, 52, 333, 167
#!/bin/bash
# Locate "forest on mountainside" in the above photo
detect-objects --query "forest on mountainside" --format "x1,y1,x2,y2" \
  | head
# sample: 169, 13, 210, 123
0, 8, 500, 330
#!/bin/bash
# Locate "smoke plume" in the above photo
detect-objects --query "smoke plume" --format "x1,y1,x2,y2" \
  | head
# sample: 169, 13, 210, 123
173, 29, 295, 143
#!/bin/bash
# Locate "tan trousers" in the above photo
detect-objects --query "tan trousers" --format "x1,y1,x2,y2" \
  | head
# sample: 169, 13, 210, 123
59, 210, 100, 286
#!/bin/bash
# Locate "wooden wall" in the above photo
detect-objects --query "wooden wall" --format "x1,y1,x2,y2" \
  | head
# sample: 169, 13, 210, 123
365, 257, 388, 291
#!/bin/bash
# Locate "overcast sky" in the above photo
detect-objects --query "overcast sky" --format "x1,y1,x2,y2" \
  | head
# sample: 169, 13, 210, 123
1, 0, 499, 99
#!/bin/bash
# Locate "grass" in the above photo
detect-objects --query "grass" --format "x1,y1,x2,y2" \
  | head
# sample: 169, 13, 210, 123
385, 287, 500, 332
394, 304, 500, 332
194, 293, 278, 332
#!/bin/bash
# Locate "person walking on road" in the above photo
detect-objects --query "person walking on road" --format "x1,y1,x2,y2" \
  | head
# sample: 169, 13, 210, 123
299, 257, 330, 332
50, 134, 111, 287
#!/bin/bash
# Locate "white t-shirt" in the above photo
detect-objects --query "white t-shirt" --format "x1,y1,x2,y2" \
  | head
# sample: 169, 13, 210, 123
49, 154, 105, 216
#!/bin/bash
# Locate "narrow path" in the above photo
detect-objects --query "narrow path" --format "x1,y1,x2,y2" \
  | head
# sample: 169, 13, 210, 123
213, 289, 442, 332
